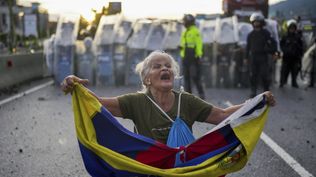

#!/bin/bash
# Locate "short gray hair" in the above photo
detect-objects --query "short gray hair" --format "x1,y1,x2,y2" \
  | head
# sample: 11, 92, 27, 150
135, 50, 180, 91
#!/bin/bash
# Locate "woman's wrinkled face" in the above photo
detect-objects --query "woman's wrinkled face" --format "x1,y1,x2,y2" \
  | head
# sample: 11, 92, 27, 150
147, 55, 174, 91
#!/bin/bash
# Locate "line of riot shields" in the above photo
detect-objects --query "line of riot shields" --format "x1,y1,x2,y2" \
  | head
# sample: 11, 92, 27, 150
43, 14, 281, 88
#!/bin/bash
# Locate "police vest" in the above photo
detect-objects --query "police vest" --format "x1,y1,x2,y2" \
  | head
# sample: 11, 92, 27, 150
180, 25, 203, 59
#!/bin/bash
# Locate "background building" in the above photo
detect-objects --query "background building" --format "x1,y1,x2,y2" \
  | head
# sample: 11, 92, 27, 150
0, 0, 49, 52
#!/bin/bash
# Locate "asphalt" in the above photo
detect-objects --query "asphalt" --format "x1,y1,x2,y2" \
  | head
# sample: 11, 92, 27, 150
0, 79, 315, 177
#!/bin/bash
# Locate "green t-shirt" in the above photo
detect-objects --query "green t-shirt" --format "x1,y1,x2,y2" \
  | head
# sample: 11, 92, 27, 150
117, 90, 213, 143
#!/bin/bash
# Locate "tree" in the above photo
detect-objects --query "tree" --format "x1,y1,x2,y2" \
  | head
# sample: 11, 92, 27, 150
8, 0, 16, 53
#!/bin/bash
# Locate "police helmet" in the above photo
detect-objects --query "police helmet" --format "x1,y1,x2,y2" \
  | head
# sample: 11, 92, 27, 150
183, 14, 195, 27
249, 13, 264, 23
286, 19, 297, 29
83, 37, 93, 49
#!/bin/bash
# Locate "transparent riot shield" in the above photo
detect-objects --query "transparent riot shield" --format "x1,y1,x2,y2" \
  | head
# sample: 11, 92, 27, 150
265, 19, 280, 51
234, 22, 253, 88
94, 15, 120, 86
113, 17, 133, 86
43, 34, 55, 76
214, 16, 239, 88
77, 37, 95, 84
300, 19, 315, 48
125, 19, 152, 86
214, 16, 239, 45
53, 14, 80, 84
145, 20, 168, 53
200, 19, 216, 88
265, 19, 281, 86
163, 20, 184, 90
238, 22, 253, 46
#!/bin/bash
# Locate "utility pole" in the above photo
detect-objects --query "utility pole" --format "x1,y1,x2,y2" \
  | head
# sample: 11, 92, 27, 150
8, 0, 16, 53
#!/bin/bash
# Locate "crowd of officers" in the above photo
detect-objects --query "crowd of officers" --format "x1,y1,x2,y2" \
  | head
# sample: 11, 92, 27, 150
180, 13, 315, 99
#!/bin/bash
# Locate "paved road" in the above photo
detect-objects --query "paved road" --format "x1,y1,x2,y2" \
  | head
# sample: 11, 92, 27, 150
0, 79, 315, 177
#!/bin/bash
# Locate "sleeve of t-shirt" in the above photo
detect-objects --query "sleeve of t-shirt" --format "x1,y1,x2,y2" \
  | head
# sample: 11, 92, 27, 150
183, 93, 213, 123
117, 93, 139, 120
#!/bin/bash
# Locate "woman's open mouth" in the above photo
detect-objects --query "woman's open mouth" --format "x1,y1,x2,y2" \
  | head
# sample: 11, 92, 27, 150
160, 73, 171, 81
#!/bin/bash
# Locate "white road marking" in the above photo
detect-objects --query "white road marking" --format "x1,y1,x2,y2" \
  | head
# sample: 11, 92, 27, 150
0, 80, 54, 106
260, 133, 314, 177
226, 101, 314, 177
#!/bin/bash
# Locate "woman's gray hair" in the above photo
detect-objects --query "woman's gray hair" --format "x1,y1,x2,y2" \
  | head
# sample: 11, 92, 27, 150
135, 50, 180, 91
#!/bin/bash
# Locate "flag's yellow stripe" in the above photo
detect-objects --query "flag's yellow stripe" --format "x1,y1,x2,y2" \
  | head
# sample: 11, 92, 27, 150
72, 84, 269, 177
233, 107, 269, 157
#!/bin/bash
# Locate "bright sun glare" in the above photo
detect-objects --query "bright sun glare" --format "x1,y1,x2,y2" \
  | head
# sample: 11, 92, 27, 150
20, 0, 223, 21
19, 0, 283, 21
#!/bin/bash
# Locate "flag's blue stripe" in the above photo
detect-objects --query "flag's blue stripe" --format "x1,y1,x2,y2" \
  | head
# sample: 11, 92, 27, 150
93, 106, 240, 166
78, 141, 148, 177
219, 124, 238, 144
175, 140, 240, 167
174, 125, 239, 167
93, 107, 170, 159
242, 98, 266, 117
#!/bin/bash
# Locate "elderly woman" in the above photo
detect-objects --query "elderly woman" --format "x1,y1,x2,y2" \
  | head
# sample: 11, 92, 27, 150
61, 50, 276, 144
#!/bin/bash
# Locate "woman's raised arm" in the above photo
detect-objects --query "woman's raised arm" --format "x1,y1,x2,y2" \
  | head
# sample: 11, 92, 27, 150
61, 75, 123, 117
205, 91, 276, 125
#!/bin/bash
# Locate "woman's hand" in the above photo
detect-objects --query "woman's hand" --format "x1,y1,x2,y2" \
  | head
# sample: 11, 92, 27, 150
263, 91, 276, 106
60, 75, 89, 94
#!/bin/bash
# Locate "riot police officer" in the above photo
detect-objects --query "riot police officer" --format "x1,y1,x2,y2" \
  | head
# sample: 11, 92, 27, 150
180, 14, 205, 99
279, 19, 303, 88
246, 13, 277, 98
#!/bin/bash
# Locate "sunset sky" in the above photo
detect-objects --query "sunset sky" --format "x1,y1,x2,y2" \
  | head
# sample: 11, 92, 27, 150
18, 0, 284, 21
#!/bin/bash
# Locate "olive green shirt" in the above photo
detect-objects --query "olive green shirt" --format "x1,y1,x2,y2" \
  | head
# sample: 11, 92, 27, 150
117, 90, 213, 143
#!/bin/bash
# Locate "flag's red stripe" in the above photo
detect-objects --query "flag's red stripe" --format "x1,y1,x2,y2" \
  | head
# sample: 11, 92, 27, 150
135, 142, 177, 169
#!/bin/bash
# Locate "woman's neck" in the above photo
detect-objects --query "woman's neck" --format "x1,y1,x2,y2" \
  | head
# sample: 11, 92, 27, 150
149, 88, 175, 112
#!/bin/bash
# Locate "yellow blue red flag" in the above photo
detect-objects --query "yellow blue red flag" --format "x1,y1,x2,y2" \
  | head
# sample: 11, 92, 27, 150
72, 84, 269, 177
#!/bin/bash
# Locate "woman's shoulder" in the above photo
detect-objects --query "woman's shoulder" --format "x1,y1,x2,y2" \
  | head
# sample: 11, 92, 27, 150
174, 90, 201, 100
117, 92, 146, 101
